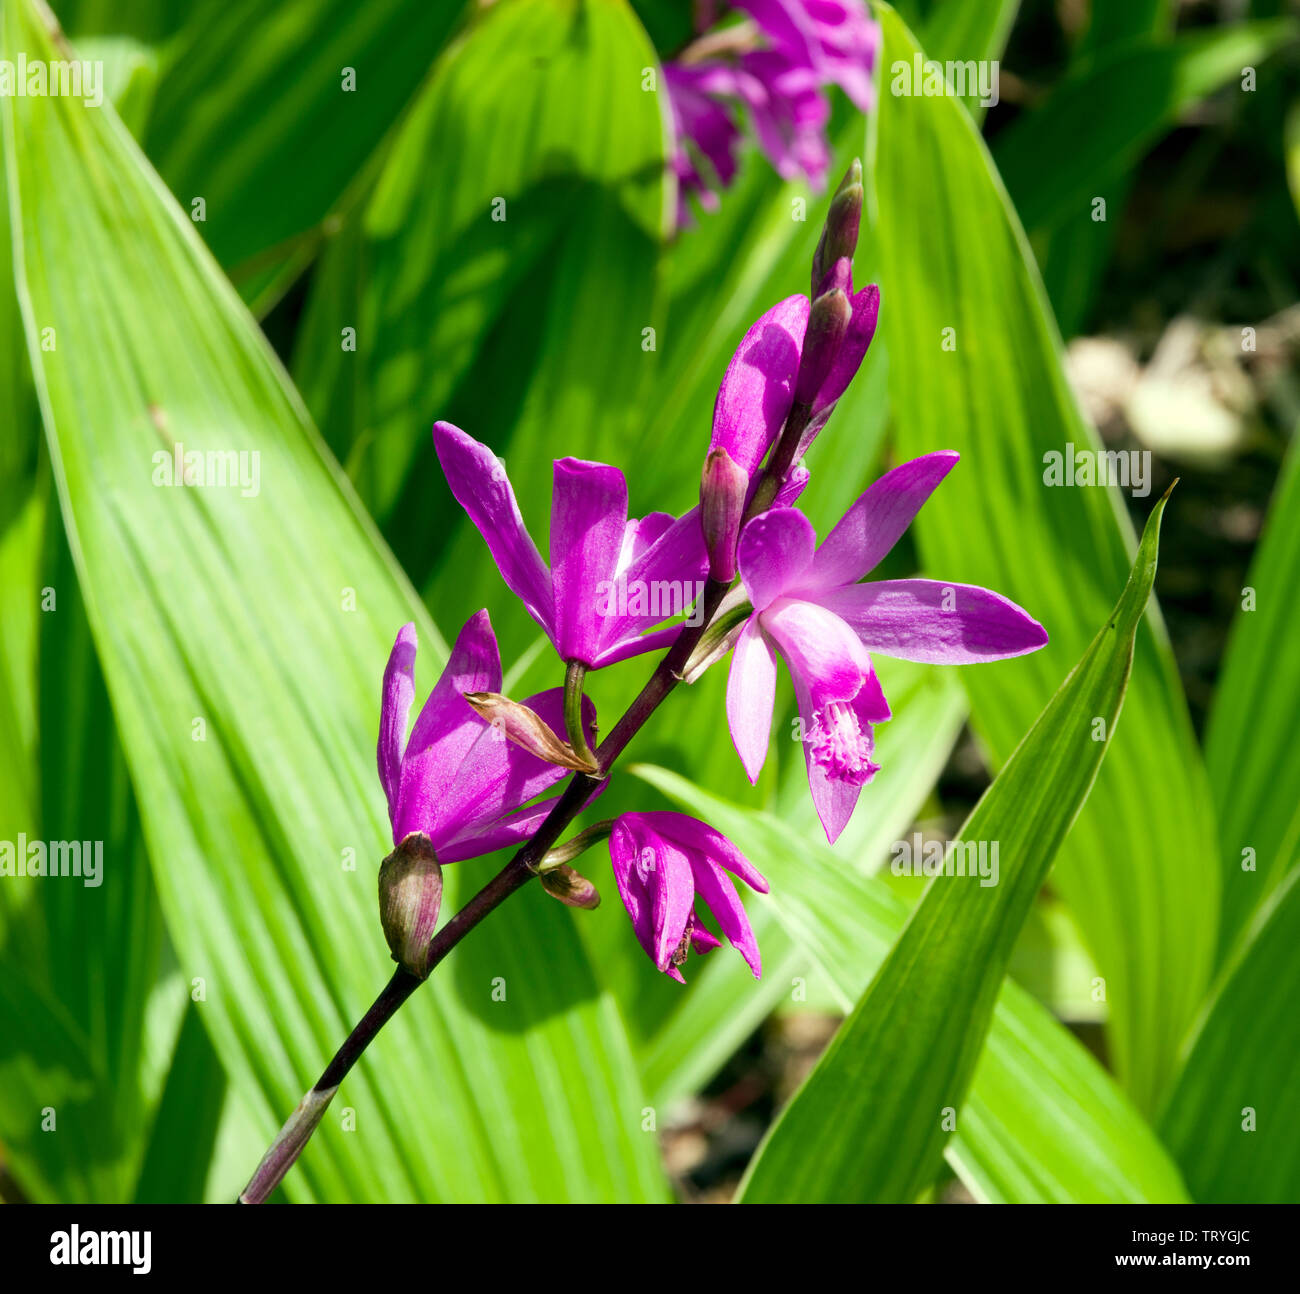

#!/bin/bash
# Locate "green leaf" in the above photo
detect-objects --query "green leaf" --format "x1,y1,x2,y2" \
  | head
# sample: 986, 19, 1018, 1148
142, 0, 468, 301
132, 1003, 227, 1203
1025, 0, 1172, 336
638, 717, 1186, 1203
995, 21, 1296, 235
293, 0, 669, 665
874, 3, 1217, 1111
895, 0, 1021, 119
3, 0, 664, 1202
1159, 869, 1300, 1202
735, 488, 1174, 1202
1204, 433, 1300, 960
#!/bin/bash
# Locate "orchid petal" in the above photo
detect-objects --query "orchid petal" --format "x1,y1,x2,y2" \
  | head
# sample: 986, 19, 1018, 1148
437, 798, 556, 863
610, 816, 696, 972
726, 616, 778, 784
799, 450, 959, 590
771, 462, 810, 509
792, 670, 866, 844
616, 512, 676, 576
433, 423, 554, 632
738, 507, 816, 611
688, 857, 762, 977
589, 624, 684, 671
651, 811, 770, 894
435, 686, 597, 844
392, 611, 502, 843
760, 595, 866, 707
550, 457, 628, 665
596, 506, 710, 650
378, 623, 417, 827
816, 579, 1050, 664
690, 925, 723, 955
710, 295, 810, 477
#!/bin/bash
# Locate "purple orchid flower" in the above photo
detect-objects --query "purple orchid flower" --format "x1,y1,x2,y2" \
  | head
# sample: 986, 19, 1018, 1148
434, 423, 709, 670
664, 1, 879, 218
379, 610, 595, 858
731, 50, 832, 188
609, 811, 768, 982
725, 452, 1049, 843
664, 62, 746, 224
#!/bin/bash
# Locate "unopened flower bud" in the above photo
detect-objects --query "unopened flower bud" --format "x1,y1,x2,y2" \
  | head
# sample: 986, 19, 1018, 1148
813, 256, 852, 300
378, 834, 443, 978
463, 691, 598, 773
811, 158, 863, 292
539, 864, 601, 910
793, 285, 851, 406
700, 447, 748, 582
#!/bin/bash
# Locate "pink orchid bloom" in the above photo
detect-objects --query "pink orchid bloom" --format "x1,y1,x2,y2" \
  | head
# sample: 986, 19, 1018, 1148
726, 452, 1049, 843
434, 423, 709, 670
609, 811, 769, 982
379, 610, 595, 858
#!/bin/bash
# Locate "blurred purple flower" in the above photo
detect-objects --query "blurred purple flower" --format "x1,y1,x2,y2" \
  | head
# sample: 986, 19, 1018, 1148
378, 611, 595, 857
434, 423, 708, 669
665, 0, 880, 218
609, 811, 768, 981
725, 454, 1050, 843
734, 0, 880, 113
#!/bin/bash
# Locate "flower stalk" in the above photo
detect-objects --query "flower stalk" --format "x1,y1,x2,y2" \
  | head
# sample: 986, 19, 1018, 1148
563, 659, 599, 772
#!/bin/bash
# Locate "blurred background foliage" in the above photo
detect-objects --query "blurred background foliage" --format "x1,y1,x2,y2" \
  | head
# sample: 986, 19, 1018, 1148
1, 0, 1297, 1202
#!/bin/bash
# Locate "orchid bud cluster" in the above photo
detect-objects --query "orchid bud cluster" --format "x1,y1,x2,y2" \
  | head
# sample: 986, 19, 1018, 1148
375, 162, 1048, 985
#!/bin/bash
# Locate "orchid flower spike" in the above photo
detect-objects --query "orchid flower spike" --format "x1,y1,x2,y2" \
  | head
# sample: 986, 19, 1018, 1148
434, 424, 709, 670
609, 811, 768, 982
726, 452, 1049, 843
378, 611, 596, 860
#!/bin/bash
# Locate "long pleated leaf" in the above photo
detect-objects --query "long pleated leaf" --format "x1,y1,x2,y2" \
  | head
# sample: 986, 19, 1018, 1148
874, 3, 1217, 1111
3, 0, 663, 1203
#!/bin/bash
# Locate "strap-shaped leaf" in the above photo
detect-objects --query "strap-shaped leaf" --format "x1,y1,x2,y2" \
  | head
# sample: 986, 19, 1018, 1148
736, 489, 1173, 1202
874, 2, 1217, 1110
3, 0, 663, 1202
1159, 869, 1300, 1202
1204, 434, 1300, 961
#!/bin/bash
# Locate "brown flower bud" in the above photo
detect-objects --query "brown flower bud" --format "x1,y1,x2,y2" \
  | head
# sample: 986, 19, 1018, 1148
539, 864, 601, 910
463, 691, 598, 773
